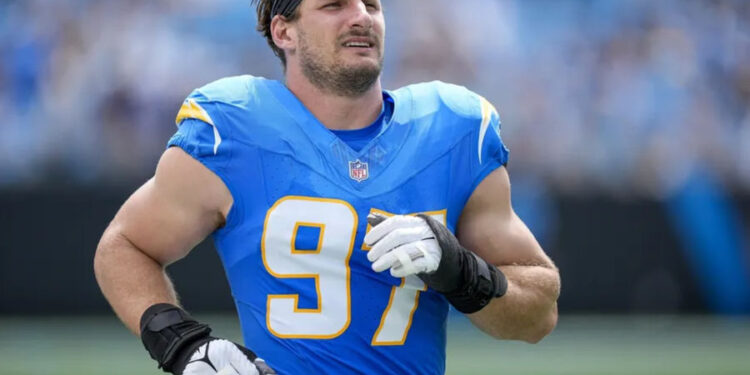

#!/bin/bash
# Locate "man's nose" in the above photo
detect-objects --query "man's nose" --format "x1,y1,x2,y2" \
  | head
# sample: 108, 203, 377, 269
347, 1, 373, 30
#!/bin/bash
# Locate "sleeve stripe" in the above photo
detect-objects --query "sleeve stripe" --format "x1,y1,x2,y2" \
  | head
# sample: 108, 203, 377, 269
175, 99, 215, 126
175, 99, 222, 155
477, 97, 493, 165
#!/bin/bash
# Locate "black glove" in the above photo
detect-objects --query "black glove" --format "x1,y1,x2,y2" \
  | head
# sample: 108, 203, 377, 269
366, 213, 507, 313
140, 303, 276, 375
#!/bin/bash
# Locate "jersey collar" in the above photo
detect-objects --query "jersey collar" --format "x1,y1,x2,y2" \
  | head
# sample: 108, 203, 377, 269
265, 79, 413, 191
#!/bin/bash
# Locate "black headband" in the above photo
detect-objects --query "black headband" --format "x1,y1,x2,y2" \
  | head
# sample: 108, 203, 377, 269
271, 0, 303, 18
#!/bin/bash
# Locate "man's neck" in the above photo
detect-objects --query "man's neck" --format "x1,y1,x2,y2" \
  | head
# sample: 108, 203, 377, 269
284, 67, 384, 131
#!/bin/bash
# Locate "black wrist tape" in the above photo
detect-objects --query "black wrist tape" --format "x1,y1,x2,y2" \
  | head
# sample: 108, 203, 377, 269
417, 215, 508, 314
443, 252, 508, 313
140, 303, 212, 373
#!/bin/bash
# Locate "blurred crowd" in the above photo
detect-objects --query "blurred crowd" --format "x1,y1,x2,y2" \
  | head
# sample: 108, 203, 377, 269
1, 0, 749, 197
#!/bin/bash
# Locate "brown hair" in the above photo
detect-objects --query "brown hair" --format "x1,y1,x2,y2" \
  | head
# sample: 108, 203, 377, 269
252, 0, 302, 67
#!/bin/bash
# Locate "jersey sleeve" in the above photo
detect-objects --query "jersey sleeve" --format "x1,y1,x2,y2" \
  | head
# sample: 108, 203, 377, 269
468, 96, 510, 192
166, 90, 247, 232
167, 91, 233, 175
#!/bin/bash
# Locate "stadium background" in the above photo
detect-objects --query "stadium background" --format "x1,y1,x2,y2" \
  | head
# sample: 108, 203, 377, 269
1, 0, 749, 374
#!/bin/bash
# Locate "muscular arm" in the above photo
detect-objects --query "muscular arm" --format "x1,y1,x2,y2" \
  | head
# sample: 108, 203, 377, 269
93, 147, 232, 334
456, 167, 560, 343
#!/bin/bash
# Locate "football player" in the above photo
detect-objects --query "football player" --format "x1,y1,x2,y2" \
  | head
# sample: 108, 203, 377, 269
94, 1, 561, 374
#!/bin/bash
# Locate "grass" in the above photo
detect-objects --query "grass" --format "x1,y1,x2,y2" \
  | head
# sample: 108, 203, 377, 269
0, 314, 748, 375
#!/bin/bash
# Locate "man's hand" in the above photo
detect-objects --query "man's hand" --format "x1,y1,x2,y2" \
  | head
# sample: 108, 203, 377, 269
140, 304, 276, 375
365, 213, 508, 313
180, 339, 275, 375
364, 214, 441, 278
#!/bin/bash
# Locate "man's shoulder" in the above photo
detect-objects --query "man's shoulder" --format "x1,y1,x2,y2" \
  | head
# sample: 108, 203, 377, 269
176, 74, 283, 130
189, 74, 270, 107
392, 80, 485, 121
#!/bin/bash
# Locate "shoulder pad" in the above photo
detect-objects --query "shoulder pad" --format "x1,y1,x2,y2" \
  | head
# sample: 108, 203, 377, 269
175, 75, 268, 126
193, 75, 261, 105
400, 81, 485, 120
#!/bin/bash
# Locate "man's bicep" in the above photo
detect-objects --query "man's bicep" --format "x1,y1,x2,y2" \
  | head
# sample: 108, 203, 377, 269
110, 147, 233, 265
457, 167, 551, 268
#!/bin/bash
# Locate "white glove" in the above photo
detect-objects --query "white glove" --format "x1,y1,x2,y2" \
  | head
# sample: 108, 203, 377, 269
364, 214, 442, 278
182, 339, 274, 375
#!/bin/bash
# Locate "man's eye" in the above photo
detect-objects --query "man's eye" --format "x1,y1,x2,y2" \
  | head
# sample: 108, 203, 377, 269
323, 2, 341, 8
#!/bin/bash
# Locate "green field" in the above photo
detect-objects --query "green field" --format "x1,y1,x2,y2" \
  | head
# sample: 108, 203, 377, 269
1, 315, 748, 375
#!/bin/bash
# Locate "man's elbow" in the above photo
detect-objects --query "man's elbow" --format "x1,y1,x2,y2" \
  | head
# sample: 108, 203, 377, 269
523, 305, 558, 344
483, 304, 558, 343
94, 228, 114, 279
94, 226, 137, 282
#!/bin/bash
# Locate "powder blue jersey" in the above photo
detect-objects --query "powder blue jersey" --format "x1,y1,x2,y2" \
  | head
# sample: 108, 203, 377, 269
168, 75, 509, 375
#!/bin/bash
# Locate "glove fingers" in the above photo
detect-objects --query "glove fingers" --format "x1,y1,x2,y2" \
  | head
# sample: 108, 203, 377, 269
222, 341, 260, 375
184, 362, 219, 375
391, 265, 414, 278
371, 251, 400, 273
230, 341, 276, 374
390, 243, 441, 278
366, 212, 388, 227
235, 344, 258, 362
373, 245, 423, 276
367, 227, 425, 262
364, 215, 422, 248
253, 359, 277, 375
373, 241, 438, 273
216, 367, 241, 375
390, 250, 421, 278
183, 340, 260, 375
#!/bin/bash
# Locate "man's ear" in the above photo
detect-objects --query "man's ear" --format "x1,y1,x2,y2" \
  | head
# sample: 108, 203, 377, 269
271, 15, 296, 53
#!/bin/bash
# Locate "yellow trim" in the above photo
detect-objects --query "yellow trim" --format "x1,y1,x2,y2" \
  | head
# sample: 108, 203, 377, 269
479, 96, 498, 119
420, 209, 448, 225
371, 279, 426, 346
291, 222, 325, 254
482, 96, 499, 119
261, 196, 356, 339
371, 279, 403, 345
175, 99, 214, 126
479, 96, 498, 126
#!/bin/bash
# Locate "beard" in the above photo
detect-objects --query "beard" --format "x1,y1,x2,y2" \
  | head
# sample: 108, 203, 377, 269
297, 30, 383, 97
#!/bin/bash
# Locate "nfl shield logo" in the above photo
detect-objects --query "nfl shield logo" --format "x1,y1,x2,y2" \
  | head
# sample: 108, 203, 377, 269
349, 159, 369, 182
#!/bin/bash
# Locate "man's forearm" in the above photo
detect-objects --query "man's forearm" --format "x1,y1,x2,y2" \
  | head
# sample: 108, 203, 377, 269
467, 264, 560, 343
94, 227, 179, 335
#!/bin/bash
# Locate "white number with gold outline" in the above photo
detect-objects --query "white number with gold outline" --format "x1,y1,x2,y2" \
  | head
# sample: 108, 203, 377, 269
262, 196, 357, 339
262, 196, 446, 345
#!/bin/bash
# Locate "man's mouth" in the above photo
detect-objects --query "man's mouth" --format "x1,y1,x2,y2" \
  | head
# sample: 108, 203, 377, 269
342, 38, 375, 49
